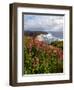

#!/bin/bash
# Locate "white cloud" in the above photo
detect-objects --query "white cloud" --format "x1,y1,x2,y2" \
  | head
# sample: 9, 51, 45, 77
24, 15, 64, 32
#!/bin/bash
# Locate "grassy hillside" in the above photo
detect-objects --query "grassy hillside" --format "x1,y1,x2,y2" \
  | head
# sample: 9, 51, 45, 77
51, 41, 63, 50
24, 36, 63, 74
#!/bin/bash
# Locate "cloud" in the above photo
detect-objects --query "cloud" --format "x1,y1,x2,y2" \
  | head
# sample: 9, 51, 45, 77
24, 15, 64, 32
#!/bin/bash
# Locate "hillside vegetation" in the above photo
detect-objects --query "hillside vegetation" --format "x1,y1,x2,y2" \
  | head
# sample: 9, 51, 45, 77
51, 41, 63, 50
24, 36, 63, 74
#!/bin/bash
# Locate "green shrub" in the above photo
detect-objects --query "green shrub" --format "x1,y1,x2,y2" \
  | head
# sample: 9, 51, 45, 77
24, 46, 63, 74
51, 41, 63, 50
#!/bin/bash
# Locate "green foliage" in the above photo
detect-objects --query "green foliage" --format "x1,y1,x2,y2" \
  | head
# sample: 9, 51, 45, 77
51, 41, 63, 50
24, 36, 63, 74
24, 46, 63, 74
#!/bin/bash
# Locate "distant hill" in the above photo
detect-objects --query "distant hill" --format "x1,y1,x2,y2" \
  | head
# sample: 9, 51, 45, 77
35, 33, 63, 44
24, 31, 48, 37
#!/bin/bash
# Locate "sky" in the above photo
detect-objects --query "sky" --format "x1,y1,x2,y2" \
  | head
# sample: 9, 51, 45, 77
24, 14, 64, 32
